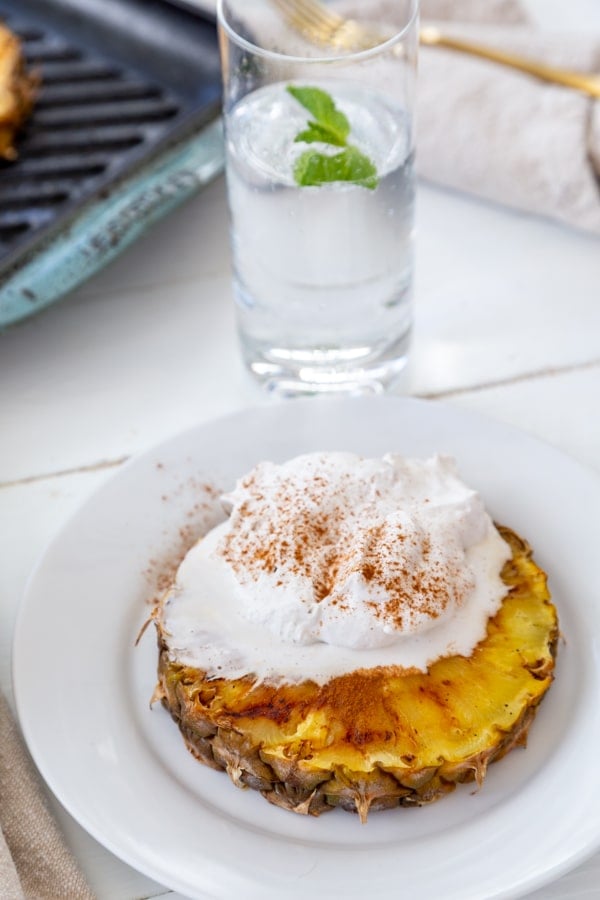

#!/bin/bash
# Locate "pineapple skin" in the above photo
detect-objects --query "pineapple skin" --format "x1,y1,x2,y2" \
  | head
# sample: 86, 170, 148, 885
155, 526, 558, 822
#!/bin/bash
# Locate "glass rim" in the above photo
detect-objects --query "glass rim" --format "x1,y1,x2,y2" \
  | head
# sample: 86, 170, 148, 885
216, 0, 419, 66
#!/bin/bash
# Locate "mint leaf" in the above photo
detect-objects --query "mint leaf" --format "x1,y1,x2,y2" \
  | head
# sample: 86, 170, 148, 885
287, 84, 379, 189
294, 123, 347, 147
294, 146, 379, 190
287, 85, 350, 146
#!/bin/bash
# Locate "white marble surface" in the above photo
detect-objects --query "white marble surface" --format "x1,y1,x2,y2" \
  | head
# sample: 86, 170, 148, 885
1, 1, 600, 898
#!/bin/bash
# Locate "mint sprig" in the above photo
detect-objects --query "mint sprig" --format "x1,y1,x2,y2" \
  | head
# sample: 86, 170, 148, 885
286, 85, 379, 190
287, 85, 350, 146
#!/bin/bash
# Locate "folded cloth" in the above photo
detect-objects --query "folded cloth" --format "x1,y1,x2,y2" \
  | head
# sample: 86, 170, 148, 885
420, 0, 527, 26
417, 0, 600, 234
0, 691, 95, 900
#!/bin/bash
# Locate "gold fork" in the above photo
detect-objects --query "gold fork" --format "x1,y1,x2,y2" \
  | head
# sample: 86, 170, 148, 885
271, 0, 600, 99
271, 0, 382, 52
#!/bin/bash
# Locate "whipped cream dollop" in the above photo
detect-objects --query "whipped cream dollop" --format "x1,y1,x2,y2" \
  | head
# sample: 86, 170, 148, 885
161, 453, 511, 683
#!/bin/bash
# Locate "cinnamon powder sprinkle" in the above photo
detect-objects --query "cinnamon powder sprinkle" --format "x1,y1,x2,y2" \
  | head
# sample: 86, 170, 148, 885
218, 457, 473, 634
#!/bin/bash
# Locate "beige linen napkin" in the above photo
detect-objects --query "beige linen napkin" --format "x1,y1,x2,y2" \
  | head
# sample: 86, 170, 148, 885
0, 692, 95, 900
417, 0, 600, 234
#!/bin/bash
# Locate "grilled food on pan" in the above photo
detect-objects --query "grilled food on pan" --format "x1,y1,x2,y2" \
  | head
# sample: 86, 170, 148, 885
0, 22, 38, 160
154, 525, 557, 821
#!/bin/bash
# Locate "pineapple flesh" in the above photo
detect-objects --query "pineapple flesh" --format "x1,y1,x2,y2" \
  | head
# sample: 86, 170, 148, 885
0, 23, 38, 161
154, 526, 558, 821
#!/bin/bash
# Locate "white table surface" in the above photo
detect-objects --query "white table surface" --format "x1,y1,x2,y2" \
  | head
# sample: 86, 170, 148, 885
2, 1, 600, 897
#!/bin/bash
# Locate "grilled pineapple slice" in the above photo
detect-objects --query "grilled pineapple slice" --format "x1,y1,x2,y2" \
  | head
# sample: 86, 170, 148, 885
154, 526, 557, 821
0, 23, 38, 161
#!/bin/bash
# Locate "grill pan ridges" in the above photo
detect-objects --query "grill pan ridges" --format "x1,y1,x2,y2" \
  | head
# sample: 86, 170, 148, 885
0, 0, 223, 326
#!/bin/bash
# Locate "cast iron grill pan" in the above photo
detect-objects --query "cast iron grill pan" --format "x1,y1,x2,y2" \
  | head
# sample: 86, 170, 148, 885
0, 0, 221, 278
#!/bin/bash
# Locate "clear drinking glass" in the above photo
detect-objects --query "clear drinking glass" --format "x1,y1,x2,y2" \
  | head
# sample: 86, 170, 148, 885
217, 0, 419, 395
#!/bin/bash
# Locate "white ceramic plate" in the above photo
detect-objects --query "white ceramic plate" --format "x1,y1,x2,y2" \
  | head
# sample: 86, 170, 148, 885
13, 396, 600, 900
